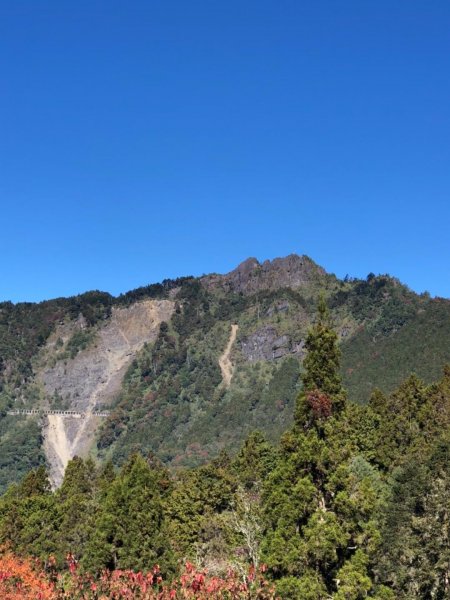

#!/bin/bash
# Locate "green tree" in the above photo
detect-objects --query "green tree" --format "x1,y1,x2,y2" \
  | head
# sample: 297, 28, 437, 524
83, 453, 174, 574
262, 297, 383, 596
167, 456, 236, 562
378, 438, 450, 598
0, 466, 58, 561
295, 296, 346, 429
232, 431, 277, 491
54, 457, 98, 566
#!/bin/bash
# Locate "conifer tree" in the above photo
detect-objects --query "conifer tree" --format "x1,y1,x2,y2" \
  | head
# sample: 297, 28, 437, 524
379, 437, 450, 598
232, 431, 277, 491
83, 453, 174, 574
262, 297, 384, 597
0, 466, 57, 561
295, 296, 346, 428
167, 456, 236, 561
55, 457, 98, 566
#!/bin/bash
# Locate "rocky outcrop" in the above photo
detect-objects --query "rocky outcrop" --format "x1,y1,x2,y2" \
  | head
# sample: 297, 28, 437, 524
266, 300, 290, 317
240, 325, 305, 362
38, 299, 174, 487
202, 254, 326, 295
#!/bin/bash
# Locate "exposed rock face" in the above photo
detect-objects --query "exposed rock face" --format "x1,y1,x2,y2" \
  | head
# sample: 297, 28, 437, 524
266, 300, 290, 317
240, 325, 305, 362
39, 299, 174, 487
202, 254, 326, 295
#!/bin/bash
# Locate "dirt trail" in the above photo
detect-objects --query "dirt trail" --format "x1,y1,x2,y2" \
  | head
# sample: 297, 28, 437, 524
219, 324, 238, 387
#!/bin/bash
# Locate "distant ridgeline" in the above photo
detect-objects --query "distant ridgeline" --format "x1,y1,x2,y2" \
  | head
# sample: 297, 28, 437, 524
0, 254, 449, 490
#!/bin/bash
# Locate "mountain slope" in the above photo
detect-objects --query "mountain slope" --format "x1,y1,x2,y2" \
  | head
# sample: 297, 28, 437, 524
36, 300, 174, 486
0, 255, 449, 488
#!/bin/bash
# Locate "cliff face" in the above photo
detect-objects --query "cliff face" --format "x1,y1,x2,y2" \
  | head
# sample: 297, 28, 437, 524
37, 299, 174, 486
239, 325, 306, 362
202, 254, 327, 295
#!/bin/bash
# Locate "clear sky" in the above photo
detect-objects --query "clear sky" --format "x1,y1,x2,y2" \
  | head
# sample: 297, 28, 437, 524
1, 1, 449, 302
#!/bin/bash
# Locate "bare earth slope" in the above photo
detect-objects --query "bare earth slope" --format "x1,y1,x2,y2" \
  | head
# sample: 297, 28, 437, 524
218, 324, 238, 387
39, 299, 174, 486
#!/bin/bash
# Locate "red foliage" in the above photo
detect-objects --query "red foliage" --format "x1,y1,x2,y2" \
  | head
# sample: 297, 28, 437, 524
65, 561, 277, 599
0, 550, 278, 599
306, 389, 332, 420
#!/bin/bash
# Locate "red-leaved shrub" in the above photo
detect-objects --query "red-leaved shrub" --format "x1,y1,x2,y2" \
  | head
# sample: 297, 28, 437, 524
0, 549, 278, 599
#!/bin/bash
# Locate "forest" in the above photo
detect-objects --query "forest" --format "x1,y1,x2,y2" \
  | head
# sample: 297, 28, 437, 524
0, 298, 449, 599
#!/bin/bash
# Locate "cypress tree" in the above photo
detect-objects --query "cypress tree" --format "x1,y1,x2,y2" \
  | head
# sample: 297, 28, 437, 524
262, 296, 385, 597
295, 296, 346, 428
55, 457, 97, 566
0, 466, 57, 561
83, 453, 174, 574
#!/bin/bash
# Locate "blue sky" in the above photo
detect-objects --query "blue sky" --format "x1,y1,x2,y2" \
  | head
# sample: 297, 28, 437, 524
1, 1, 449, 302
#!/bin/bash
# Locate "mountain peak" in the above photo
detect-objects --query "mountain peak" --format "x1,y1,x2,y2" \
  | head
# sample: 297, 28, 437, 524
203, 253, 327, 294
231, 257, 260, 275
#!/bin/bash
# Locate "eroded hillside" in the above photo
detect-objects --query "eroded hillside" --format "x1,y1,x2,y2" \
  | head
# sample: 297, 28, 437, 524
36, 300, 174, 486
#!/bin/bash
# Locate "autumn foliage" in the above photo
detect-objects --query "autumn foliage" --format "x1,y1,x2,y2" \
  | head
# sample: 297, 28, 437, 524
306, 388, 332, 420
0, 550, 277, 599
0, 550, 56, 599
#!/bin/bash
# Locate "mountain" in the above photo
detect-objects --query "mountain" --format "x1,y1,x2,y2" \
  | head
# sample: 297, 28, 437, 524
0, 254, 449, 489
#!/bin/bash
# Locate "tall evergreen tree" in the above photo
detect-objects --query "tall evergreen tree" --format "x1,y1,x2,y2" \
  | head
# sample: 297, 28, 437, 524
295, 296, 346, 429
83, 453, 174, 574
232, 431, 277, 491
262, 297, 385, 598
54, 457, 98, 566
0, 466, 57, 561
167, 456, 236, 562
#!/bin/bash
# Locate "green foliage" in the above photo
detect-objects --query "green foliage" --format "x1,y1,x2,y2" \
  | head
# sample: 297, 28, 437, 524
116, 276, 194, 306
0, 466, 57, 561
1, 262, 450, 492
378, 436, 450, 599
295, 297, 346, 428
261, 303, 387, 597
83, 454, 175, 574
303, 297, 344, 396
333, 550, 372, 600
231, 431, 277, 490
0, 417, 45, 493
1, 261, 450, 598
65, 329, 97, 359
276, 572, 328, 599
167, 457, 237, 563
341, 298, 450, 403
54, 457, 99, 566
330, 275, 417, 335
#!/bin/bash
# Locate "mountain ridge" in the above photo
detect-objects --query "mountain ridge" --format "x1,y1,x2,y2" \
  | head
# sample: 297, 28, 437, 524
0, 253, 449, 489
